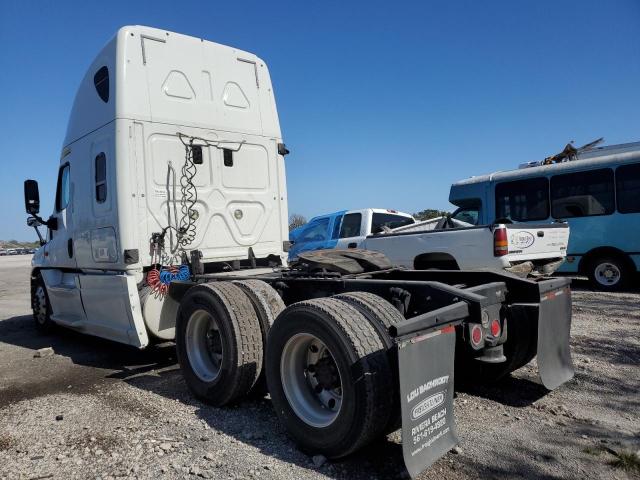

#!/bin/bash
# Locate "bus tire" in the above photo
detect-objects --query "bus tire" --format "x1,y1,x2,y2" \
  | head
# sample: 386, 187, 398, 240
176, 282, 263, 406
588, 255, 630, 291
266, 298, 393, 458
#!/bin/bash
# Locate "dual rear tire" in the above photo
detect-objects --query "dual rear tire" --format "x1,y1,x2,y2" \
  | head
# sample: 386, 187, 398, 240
176, 283, 400, 458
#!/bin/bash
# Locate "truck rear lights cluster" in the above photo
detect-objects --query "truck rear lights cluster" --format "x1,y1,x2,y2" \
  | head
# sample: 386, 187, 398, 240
490, 319, 501, 337
470, 324, 483, 347
494, 227, 508, 257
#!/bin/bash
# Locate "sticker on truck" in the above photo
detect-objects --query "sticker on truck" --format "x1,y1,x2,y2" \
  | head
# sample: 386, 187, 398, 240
510, 231, 535, 249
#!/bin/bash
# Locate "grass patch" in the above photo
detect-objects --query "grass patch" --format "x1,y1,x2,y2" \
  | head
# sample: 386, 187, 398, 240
609, 450, 640, 474
583, 445, 604, 456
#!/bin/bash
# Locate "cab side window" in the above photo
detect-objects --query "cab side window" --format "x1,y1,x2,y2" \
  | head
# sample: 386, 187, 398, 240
95, 153, 107, 203
339, 213, 362, 238
55, 164, 70, 211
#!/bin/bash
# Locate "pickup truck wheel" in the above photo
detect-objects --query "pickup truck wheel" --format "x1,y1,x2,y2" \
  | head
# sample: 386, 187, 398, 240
332, 292, 402, 432
266, 298, 393, 458
233, 280, 285, 396
32, 276, 55, 332
176, 282, 263, 406
588, 256, 629, 291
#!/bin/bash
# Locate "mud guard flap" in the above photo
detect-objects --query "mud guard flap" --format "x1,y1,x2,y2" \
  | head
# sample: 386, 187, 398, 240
537, 283, 574, 390
397, 325, 458, 478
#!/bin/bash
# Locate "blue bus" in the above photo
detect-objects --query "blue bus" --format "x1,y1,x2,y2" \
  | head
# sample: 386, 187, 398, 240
448, 141, 640, 290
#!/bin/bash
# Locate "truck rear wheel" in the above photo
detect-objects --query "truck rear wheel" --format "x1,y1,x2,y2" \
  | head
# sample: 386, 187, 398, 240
332, 292, 402, 432
266, 298, 394, 458
233, 280, 285, 396
176, 282, 263, 406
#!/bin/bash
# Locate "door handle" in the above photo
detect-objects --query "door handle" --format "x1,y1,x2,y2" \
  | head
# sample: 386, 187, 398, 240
67, 238, 74, 258
348, 243, 357, 248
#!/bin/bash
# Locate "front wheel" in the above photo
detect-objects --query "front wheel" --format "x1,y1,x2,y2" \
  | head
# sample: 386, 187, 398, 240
31, 275, 55, 332
588, 256, 629, 291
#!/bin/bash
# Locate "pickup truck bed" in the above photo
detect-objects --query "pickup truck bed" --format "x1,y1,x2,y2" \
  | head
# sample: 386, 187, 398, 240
365, 221, 569, 275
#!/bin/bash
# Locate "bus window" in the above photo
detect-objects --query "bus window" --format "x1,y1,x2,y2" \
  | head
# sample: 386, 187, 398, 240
551, 168, 614, 218
495, 177, 549, 221
616, 163, 640, 214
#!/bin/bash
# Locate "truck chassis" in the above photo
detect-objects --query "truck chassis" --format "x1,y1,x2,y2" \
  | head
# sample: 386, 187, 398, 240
161, 249, 574, 478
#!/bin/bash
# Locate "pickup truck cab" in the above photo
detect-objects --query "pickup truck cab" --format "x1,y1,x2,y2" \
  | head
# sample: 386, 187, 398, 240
291, 208, 569, 276
289, 209, 415, 260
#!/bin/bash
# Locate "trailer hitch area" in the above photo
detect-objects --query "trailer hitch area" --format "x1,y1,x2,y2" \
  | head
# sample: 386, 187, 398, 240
394, 303, 467, 479
536, 281, 574, 390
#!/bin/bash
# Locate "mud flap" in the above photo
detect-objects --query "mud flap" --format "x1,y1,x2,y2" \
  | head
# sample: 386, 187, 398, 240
537, 284, 574, 390
398, 326, 458, 478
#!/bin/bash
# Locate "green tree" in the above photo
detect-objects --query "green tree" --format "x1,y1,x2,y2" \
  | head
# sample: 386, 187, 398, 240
413, 209, 449, 221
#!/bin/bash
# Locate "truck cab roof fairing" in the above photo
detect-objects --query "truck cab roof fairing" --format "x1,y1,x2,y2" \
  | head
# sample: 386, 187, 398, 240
62, 26, 282, 149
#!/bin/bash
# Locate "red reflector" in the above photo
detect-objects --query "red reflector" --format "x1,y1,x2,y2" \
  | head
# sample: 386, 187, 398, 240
441, 325, 455, 334
471, 324, 483, 345
490, 319, 501, 337
494, 227, 508, 257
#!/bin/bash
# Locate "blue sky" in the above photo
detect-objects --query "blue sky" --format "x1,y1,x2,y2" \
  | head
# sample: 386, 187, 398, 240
1, 0, 639, 240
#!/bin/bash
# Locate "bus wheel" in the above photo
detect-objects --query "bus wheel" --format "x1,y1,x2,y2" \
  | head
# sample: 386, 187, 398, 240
588, 256, 629, 291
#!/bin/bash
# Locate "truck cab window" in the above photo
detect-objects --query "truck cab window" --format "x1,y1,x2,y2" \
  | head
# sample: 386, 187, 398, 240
55, 164, 70, 211
371, 213, 414, 232
95, 153, 107, 203
339, 213, 362, 238
94, 66, 109, 103
551, 168, 614, 218
331, 215, 343, 239
495, 177, 549, 221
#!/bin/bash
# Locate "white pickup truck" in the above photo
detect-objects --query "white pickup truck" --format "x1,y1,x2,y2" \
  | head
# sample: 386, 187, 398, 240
290, 208, 569, 276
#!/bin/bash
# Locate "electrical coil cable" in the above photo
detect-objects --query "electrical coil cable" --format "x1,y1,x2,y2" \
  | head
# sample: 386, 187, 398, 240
177, 135, 199, 248
146, 133, 246, 295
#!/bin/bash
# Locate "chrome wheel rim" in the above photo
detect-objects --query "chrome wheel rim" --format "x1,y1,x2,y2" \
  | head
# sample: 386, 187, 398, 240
185, 310, 224, 382
34, 285, 48, 325
280, 333, 343, 427
594, 262, 620, 286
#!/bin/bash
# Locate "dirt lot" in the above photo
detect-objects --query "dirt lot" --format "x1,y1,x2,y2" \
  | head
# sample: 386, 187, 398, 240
0, 255, 638, 480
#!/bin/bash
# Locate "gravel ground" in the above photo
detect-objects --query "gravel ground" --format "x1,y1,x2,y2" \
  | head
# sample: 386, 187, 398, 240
0, 255, 638, 480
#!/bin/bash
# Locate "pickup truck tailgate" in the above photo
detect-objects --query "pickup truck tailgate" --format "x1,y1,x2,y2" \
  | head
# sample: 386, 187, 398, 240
505, 224, 569, 260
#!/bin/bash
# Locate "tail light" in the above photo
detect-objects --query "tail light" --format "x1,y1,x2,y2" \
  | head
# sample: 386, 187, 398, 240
494, 227, 508, 257
470, 324, 483, 347
490, 319, 501, 337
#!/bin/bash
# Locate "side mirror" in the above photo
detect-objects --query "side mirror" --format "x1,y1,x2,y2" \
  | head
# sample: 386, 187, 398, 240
27, 217, 42, 228
24, 180, 40, 215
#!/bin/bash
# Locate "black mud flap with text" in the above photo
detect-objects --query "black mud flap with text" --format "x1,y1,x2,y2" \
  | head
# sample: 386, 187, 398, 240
397, 325, 458, 479
537, 282, 574, 389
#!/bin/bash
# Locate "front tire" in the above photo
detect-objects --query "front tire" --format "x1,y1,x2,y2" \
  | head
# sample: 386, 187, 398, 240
176, 282, 263, 406
266, 298, 393, 458
31, 275, 55, 332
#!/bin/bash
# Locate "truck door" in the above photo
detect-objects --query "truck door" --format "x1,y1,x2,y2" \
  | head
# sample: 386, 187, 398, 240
41, 162, 88, 327
334, 212, 365, 249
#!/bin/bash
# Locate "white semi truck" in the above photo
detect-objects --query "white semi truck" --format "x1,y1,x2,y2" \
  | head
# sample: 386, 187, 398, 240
23, 26, 575, 478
